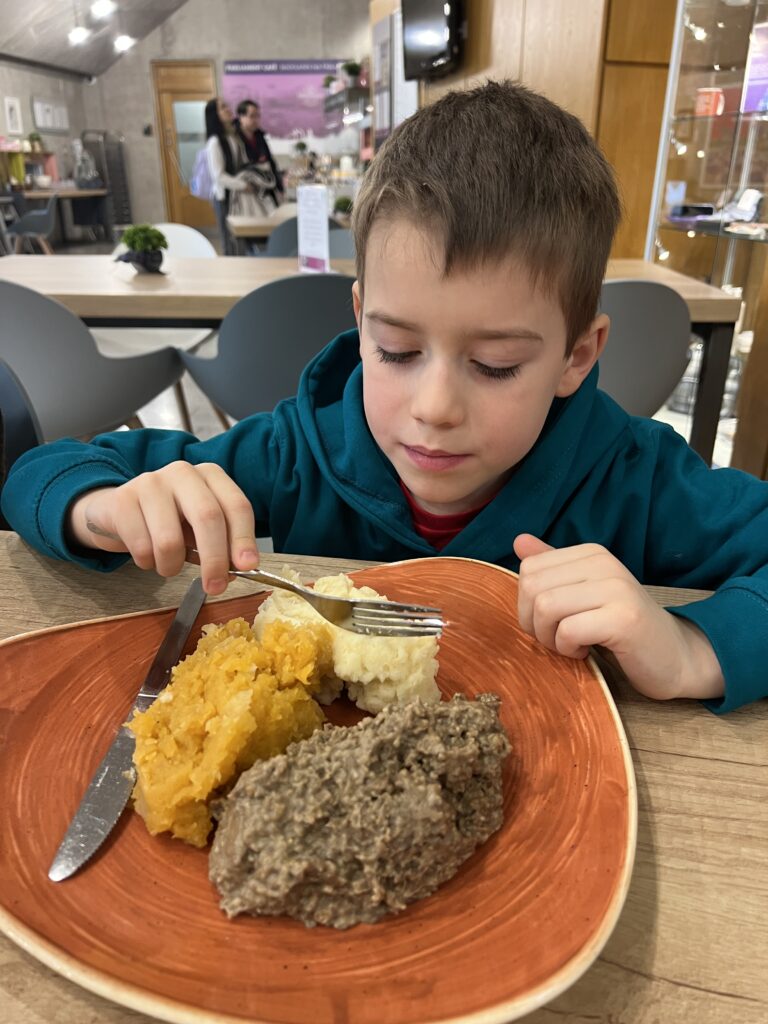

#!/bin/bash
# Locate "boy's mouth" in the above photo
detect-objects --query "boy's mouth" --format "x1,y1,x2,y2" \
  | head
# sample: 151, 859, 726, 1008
402, 445, 469, 471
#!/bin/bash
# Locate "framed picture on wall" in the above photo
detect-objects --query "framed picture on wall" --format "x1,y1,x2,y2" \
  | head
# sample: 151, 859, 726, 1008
4, 96, 23, 135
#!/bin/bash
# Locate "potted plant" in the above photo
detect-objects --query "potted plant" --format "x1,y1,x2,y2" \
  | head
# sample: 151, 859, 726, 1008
341, 61, 362, 87
323, 74, 336, 90
115, 224, 168, 274
28, 132, 43, 154
333, 195, 354, 216
293, 140, 308, 155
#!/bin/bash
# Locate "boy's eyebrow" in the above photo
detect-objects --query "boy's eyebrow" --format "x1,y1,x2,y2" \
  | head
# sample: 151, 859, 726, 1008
365, 310, 543, 342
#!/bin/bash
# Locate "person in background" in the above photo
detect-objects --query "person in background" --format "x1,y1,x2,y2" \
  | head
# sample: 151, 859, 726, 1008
205, 97, 248, 255
234, 99, 284, 206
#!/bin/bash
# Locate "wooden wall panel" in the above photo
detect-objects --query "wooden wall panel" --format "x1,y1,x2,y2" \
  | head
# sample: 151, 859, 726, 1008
605, 0, 677, 64
521, 0, 609, 133
598, 63, 669, 257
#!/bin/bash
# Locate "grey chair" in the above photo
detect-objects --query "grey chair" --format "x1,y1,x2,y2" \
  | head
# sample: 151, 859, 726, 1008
0, 280, 184, 441
93, 221, 221, 431
328, 229, 356, 259
598, 280, 692, 417
6, 196, 58, 254
263, 216, 344, 258
179, 273, 357, 421
0, 358, 43, 528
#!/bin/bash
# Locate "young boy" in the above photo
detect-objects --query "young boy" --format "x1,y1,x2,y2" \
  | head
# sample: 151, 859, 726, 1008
3, 81, 767, 714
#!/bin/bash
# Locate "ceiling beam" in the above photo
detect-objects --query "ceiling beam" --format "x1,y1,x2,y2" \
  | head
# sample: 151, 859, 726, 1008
0, 52, 94, 82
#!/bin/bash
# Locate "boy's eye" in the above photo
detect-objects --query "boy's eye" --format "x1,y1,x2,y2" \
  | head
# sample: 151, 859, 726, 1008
375, 346, 417, 365
473, 361, 521, 381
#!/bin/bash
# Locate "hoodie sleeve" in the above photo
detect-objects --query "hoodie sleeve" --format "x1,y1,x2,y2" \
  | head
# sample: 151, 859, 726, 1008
642, 425, 768, 713
0, 414, 283, 572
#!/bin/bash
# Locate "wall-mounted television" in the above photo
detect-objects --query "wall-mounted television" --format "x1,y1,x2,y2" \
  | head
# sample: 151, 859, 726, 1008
401, 0, 465, 81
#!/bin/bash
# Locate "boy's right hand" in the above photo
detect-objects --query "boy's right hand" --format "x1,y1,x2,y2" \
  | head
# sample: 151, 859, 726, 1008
67, 462, 260, 595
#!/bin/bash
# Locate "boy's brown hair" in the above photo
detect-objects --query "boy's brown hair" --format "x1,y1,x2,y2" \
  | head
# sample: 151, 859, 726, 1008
352, 80, 621, 352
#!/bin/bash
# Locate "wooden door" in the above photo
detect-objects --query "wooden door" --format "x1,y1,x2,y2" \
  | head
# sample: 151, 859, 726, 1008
152, 60, 217, 228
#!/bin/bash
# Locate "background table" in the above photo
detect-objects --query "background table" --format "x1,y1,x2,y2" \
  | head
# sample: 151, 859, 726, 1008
22, 188, 112, 244
0, 255, 740, 465
0, 532, 765, 1024
0, 254, 356, 328
227, 201, 298, 240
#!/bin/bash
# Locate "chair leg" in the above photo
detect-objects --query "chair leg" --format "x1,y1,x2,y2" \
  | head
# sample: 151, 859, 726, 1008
14, 235, 23, 254
38, 235, 55, 255
173, 380, 194, 434
125, 414, 145, 430
213, 403, 231, 431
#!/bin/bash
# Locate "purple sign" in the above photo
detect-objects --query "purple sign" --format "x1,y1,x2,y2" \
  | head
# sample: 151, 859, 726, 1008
743, 23, 768, 113
222, 59, 347, 139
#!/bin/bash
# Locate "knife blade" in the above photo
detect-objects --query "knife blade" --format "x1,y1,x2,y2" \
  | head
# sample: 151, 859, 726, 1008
48, 576, 207, 882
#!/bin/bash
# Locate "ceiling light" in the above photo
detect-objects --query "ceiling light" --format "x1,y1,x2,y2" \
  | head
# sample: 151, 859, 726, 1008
91, 0, 117, 16
68, 25, 91, 44
114, 34, 135, 51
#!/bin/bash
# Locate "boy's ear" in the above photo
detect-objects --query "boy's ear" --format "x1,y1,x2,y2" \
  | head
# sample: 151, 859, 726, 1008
555, 313, 610, 397
352, 280, 362, 331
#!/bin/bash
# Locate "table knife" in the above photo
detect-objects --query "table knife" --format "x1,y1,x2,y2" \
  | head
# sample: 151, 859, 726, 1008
48, 576, 207, 882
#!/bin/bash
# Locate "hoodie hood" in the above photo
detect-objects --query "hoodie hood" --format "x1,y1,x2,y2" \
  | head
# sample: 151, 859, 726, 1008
297, 329, 632, 566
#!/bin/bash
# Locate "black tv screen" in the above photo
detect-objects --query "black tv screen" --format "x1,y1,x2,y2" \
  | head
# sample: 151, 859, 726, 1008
402, 0, 464, 81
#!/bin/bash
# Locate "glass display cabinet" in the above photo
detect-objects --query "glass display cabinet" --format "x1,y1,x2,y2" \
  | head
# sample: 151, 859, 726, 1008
647, 0, 768, 471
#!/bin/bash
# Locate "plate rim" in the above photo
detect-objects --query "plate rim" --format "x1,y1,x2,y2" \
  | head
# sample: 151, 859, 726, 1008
0, 555, 638, 1024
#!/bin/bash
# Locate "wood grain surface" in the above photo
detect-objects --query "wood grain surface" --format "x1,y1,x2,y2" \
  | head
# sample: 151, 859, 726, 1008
0, 532, 766, 1024
0, 256, 741, 325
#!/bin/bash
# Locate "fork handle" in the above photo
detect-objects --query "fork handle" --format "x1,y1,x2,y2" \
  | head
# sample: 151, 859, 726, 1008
185, 548, 307, 599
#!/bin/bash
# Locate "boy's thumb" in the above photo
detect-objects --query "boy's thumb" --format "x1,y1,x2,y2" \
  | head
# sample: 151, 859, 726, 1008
513, 533, 554, 560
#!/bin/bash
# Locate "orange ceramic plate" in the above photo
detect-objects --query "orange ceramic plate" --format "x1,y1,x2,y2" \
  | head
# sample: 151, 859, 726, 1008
0, 557, 636, 1024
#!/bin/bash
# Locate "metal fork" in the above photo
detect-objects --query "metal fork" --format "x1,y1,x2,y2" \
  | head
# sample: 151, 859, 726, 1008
186, 550, 444, 637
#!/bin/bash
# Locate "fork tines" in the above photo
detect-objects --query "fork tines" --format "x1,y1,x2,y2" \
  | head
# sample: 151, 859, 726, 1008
351, 600, 445, 638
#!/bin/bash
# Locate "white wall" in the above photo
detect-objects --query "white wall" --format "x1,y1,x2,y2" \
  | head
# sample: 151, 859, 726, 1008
83, 0, 371, 223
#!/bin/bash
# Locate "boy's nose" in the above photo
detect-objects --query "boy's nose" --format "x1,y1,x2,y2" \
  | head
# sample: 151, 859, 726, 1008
410, 366, 465, 428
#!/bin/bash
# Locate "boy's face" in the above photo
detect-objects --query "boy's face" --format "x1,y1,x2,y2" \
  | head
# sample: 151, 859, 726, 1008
353, 219, 608, 515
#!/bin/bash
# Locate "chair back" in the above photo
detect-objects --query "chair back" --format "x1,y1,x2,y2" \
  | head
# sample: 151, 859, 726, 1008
265, 217, 299, 257
328, 229, 356, 259
0, 358, 43, 527
0, 280, 183, 440
264, 217, 346, 258
598, 280, 691, 417
180, 273, 357, 420
8, 196, 57, 238
113, 222, 216, 259
150, 222, 217, 258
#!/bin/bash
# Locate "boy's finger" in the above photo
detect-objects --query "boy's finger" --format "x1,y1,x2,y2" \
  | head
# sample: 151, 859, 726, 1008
174, 478, 231, 595
198, 464, 259, 570
111, 496, 155, 570
134, 486, 187, 578
513, 534, 554, 561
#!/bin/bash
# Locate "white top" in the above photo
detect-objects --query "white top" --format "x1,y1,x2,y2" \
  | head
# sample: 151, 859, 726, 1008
205, 134, 247, 201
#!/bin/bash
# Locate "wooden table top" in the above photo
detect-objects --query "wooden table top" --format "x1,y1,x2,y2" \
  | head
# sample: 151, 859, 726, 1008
0, 254, 741, 326
0, 255, 357, 321
0, 531, 765, 1024
22, 189, 109, 199
227, 201, 298, 237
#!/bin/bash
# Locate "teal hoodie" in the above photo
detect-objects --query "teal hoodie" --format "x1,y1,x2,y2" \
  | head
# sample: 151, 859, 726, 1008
3, 329, 768, 713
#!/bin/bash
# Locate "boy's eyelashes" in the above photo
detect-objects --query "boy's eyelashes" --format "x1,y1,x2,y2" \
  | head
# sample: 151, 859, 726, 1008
373, 346, 521, 381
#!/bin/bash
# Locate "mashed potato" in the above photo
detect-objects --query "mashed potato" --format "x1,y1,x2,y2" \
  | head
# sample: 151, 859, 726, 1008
127, 618, 333, 846
253, 572, 440, 713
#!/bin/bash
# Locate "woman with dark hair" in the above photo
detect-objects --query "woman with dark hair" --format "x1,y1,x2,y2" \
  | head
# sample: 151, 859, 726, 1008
205, 97, 247, 255
234, 99, 284, 206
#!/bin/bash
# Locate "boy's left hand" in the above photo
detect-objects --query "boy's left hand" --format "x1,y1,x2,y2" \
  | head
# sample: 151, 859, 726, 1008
513, 534, 724, 702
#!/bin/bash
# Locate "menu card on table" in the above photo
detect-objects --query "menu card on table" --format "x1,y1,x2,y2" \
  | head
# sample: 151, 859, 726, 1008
297, 184, 330, 273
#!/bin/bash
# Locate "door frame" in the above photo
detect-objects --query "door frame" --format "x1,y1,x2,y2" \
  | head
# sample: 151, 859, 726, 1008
151, 59, 217, 224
